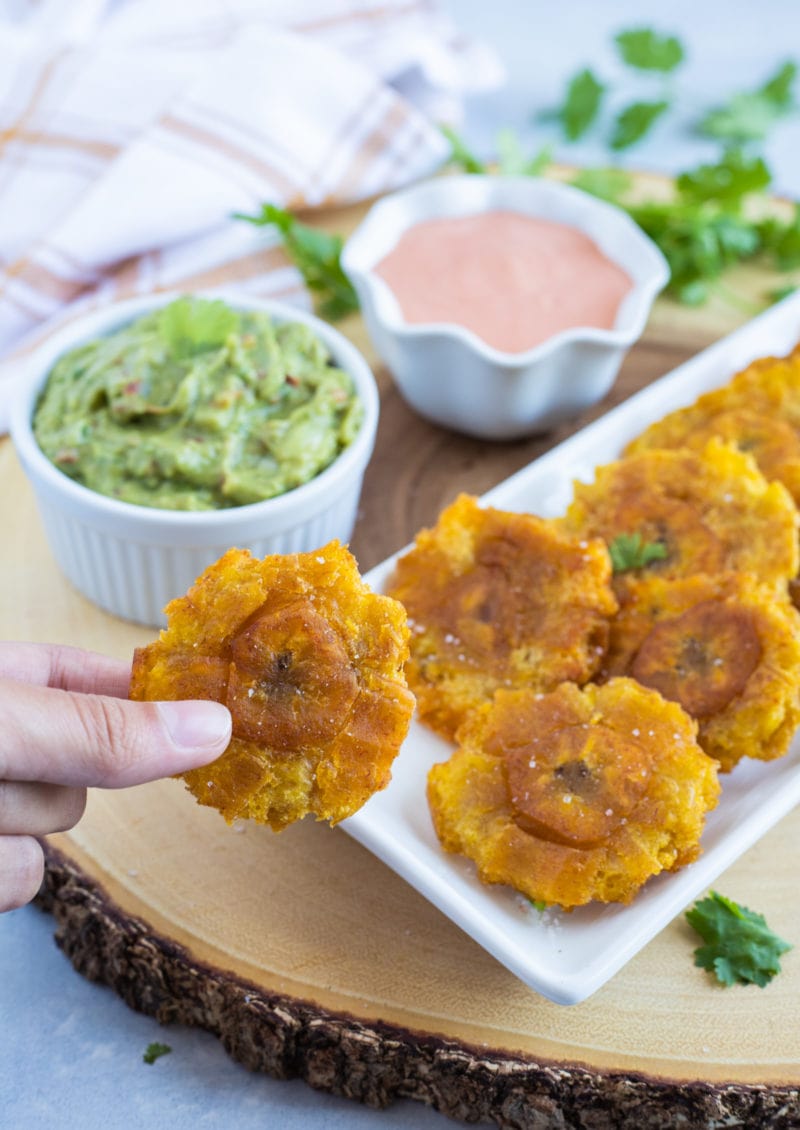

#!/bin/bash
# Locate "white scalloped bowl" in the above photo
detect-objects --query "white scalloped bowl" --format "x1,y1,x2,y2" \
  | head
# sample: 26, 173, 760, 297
11, 291, 379, 627
342, 175, 669, 440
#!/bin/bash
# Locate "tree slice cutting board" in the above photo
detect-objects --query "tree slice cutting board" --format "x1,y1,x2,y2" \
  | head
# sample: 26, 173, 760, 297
7, 190, 800, 1128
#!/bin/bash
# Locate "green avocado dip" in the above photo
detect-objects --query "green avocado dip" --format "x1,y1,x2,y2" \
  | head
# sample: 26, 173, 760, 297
32, 296, 364, 510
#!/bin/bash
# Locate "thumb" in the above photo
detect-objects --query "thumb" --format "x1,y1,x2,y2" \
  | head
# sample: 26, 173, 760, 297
0, 680, 232, 789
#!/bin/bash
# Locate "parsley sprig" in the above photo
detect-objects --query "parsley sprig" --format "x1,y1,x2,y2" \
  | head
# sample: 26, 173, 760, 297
235, 203, 359, 322
143, 1041, 172, 1065
158, 297, 238, 358
610, 100, 670, 151
614, 28, 685, 74
544, 26, 685, 151
598, 148, 800, 305
686, 891, 792, 987
608, 533, 668, 573
698, 61, 798, 144
545, 69, 606, 142
546, 28, 797, 154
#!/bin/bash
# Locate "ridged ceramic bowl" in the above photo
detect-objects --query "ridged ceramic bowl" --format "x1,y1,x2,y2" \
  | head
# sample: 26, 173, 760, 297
11, 291, 379, 627
342, 175, 669, 440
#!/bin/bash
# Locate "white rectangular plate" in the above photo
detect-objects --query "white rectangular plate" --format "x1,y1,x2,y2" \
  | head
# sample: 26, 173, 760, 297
344, 292, 800, 1005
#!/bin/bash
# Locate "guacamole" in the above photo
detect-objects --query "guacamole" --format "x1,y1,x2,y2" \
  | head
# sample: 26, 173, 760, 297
33, 296, 364, 511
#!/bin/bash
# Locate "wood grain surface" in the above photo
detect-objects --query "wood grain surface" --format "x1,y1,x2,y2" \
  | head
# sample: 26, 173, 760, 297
7, 193, 800, 1128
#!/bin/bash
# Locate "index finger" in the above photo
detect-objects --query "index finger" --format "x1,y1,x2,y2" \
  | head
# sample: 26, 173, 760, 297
0, 641, 131, 698
0, 678, 231, 788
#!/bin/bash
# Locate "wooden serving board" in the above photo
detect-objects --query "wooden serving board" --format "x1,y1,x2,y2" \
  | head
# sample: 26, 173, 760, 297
8, 192, 800, 1127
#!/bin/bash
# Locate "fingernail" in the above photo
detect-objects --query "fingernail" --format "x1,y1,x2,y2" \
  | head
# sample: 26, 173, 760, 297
156, 700, 232, 753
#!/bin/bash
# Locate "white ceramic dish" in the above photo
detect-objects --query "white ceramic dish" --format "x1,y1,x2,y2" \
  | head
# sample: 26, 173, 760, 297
344, 289, 800, 1005
11, 290, 379, 628
341, 175, 669, 440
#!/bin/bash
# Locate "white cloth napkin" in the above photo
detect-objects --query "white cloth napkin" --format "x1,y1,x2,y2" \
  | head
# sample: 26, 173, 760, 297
0, 0, 503, 432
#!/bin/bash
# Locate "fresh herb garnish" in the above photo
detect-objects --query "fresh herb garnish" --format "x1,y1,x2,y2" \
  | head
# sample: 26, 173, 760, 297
440, 124, 487, 174
235, 203, 359, 321
528, 898, 548, 913
547, 68, 606, 142
158, 297, 238, 358
686, 891, 792, 987
614, 28, 685, 73
758, 206, 800, 270
608, 533, 668, 573
676, 147, 771, 205
495, 129, 552, 177
570, 167, 634, 203
697, 61, 798, 144
583, 148, 797, 303
544, 28, 795, 154
442, 125, 551, 178
623, 201, 761, 305
143, 1042, 172, 1065
610, 99, 670, 150
768, 282, 799, 303
542, 27, 684, 149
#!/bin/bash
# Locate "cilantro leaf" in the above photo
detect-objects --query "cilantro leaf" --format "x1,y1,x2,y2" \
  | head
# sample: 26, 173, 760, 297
758, 206, 800, 269
158, 297, 238, 358
676, 147, 771, 206
440, 124, 487, 174
697, 61, 798, 143
495, 129, 552, 177
767, 283, 798, 304
143, 1042, 172, 1065
487, 134, 799, 307
699, 97, 784, 144
571, 167, 633, 203
676, 279, 711, 306
548, 68, 606, 141
627, 200, 761, 299
761, 60, 798, 108
610, 99, 670, 149
608, 533, 668, 573
614, 28, 685, 73
441, 124, 551, 178
235, 204, 359, 321
686, 891, 792, 987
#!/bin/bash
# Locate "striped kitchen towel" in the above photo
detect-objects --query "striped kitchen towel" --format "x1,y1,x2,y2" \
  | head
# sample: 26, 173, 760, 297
0, 0, 502, 431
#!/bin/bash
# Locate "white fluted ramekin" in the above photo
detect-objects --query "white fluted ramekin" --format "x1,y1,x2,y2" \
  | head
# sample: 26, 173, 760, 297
341, 175, 669, 441
11, 291, 379, 627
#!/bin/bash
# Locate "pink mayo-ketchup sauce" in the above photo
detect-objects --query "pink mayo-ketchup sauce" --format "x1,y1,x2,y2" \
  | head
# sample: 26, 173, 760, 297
374, 210, 632, 354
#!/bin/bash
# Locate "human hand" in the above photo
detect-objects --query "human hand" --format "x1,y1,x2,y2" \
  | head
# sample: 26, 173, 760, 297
0, 641, 231, 912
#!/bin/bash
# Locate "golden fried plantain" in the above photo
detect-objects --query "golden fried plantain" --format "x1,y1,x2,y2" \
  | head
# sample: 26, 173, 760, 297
427, 679, 719, 908
724, 345, 800, 429
386, 494, 618, 740
602, 572, 800, 771
626, 396, 800, 509
560, 439, 799, 593
130, 543, 415, 829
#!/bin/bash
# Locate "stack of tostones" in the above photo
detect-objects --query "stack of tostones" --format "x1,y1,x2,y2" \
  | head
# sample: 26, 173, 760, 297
602, 573, 800, 771
559, 438, 799, 595
386, 493, 618, 740
415, 353, 800, 908
130, 542, 415, 830
427, 679, 720, 908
